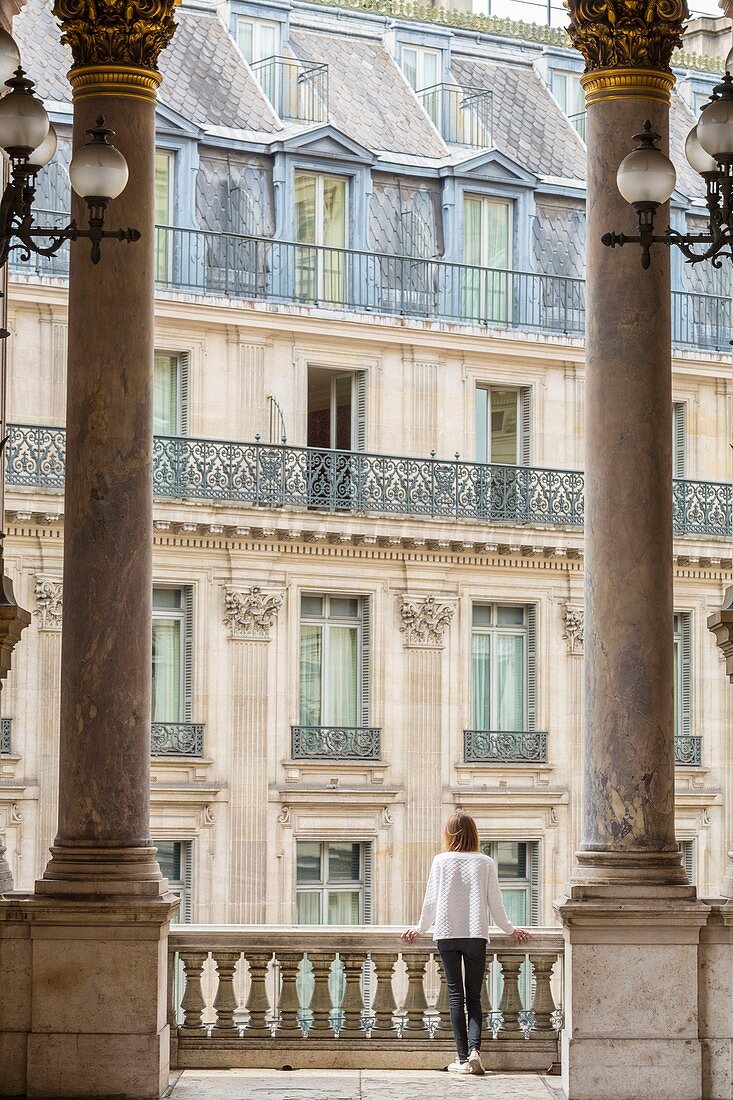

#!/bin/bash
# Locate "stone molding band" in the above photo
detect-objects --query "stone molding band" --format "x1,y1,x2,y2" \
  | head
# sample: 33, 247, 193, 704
69, 64, 162, 102
581, 67, 676, 106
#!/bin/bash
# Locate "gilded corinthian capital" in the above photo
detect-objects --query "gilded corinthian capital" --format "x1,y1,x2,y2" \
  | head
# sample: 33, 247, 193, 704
567, 0, 688, 74
53, 0, 177, 72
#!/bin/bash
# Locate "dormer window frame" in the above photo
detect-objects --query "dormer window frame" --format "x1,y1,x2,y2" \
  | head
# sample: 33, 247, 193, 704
229, 0, 291, 64
387, 25, 452, 99
236, 15, 280, 66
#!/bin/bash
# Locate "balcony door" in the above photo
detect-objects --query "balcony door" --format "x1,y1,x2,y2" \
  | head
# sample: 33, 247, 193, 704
307, 369, 354, 451
155, 150, 175, 285
294, 171, 348, 304
463, 195, 511, 323
307, 369, 366, 508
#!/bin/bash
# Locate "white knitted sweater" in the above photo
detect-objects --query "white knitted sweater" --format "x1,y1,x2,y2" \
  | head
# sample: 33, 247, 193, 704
416, 851, 515, 941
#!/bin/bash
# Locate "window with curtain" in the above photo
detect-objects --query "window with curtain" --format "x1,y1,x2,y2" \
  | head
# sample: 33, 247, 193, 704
155, 150, 175, 284
154, 353, 180, 436
401, 45, 440, 92
462, 195, 512, 323
155, 839, 193, 923
481, 840, 539, 1007
152, 587, 185, 723
295, 840, 370, 924
471, 604, 527, 732
236, 16, 278, 64
550, 70, 584, 116
299, 594, 363, 727
294, 171, 348, 303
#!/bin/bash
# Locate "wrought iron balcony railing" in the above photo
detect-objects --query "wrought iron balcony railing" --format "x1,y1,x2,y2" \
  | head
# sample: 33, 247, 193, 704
151, 721, 204, 757
0, 717, 10, 754
568, 110, 586, 142
7, 424, 731, 538
291, 725, 381, 759
464, 729, 548, 763
12, 218, 732, 351
675, 734, 702, 767
251, 56, 328, 123
416, 83, 492, 147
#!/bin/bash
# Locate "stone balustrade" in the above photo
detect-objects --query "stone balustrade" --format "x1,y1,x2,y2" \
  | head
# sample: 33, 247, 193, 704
168, 926, 564, 1071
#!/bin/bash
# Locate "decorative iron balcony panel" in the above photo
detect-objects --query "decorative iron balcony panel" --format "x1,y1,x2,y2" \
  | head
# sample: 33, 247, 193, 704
674, 735, 702, 767
7, 425, 732, 538
0, 718, 11, 754
464, 730, 548, 763
568, 111, 586, 142
12, 221, 733, 351
251, 56, 328, 123
291, 725, 381, 759
416, 83, 492, 147
151, 722, 204, 757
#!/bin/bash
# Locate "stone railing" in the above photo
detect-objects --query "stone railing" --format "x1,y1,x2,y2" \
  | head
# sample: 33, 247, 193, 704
464, 730, 548, 763
675, 734, 702, 767
7, 425, 732, 539
291, 725, 382, 760
0, 717, 10, 754
168, 926, 564, 1071
151, 722, 204, 757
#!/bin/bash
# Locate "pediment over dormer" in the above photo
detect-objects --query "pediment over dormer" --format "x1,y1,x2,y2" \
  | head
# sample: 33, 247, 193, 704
155, 101, 202, 141
270, 125, 375, 165
443, 148, 538, 187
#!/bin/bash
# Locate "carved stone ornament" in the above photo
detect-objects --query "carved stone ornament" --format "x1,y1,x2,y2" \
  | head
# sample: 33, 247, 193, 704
34, 576, 63, 631
53, 0, 178, 72
224, 585, 282, 641
562, 605, 584, 656
399, 595, 455, 648
566, 0, 687, 74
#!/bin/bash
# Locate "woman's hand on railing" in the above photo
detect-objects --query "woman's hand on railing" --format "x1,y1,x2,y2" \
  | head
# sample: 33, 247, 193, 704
401, 927, 420, 944
510, 928, 531, 945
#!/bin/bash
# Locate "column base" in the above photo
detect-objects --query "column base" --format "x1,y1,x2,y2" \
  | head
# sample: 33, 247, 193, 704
37, 843, 171, 898
0, 890, 177, 1099
555, 884, 709, 1100
572, 848, 690, 888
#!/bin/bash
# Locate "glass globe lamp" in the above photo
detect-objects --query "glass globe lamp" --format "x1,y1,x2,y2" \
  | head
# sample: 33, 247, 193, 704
0, 69, 49, 157
27, 124, 57, 171
69, 118, 129, 202
617, 143, 676, 207
684, 124, 718, 175
697, 75, 733, 160
0, 29, 20, 87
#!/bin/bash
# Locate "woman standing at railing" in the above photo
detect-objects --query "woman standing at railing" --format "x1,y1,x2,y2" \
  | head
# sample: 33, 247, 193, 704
402, 811, 530, 1076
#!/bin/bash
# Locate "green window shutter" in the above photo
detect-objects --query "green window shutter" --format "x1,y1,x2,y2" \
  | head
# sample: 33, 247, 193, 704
183, 586, 194, 723
526, 604, 537, 732
182, 840, 194, 922
179, 352, 190, 437
529, 841, 540, 926
360, 596, 371, 727
355, 371, 367, 453
520, 387, 531, 467
362, 841, 373, 925
673, 402, 686, 480
680, 612, 692, 736
677, 839, 695, 886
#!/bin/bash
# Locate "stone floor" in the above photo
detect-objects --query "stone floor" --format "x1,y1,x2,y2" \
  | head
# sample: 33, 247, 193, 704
167, 1069, 564, 1099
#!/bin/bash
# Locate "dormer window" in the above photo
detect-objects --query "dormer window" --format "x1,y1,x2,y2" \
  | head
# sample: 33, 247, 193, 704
551, 69, 585, 137
237, 16, 278, 64
401, 46, 441, 96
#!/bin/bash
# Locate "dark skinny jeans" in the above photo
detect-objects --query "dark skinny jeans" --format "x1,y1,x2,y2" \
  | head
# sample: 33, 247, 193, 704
436, 937, 487, 1061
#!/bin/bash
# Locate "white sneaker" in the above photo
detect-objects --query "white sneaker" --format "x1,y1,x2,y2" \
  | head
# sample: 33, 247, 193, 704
467, 1049, 485, 1075
447, 1059, 471, 1074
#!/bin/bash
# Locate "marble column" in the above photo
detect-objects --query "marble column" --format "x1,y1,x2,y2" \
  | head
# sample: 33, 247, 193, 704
0, 4, 180, 1097
555, 5, 709, 1098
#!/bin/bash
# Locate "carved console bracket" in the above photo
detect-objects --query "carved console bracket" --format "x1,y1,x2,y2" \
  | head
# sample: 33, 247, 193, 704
224, 585, 282, 641
399, 594, 455, 648
708, 588, 733, 681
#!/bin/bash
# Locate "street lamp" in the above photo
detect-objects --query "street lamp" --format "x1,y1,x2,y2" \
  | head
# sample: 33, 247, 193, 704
603, 48, 733, 269
0, 27, 139, 268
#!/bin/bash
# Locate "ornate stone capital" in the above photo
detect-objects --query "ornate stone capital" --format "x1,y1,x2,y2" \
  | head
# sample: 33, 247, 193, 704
223, 585, 282, 641
567, 0, 687, 90
399, 595, 454, 649
34, 576, 63, 632
563, 605, 584, 656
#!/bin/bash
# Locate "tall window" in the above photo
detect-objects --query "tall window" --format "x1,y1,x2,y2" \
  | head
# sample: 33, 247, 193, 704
475, 386, 530, 465
155, 150, 175, 283
152, 587, 192, 724
294, 172, 348, 303
551, 70, 583, 117
463, 196, 512, 322
236, 16, 278, 64
401, 45, 440, 93
296, 840, 372, 924
471, 603, 535, 732
674, 612, 692, 739
154, 352, 188, 436
480, 840, 540, 927
156, 840, 194, 923
299, 594, 369, 727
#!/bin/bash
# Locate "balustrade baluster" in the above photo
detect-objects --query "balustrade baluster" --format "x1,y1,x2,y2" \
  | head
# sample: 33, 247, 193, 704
370, 952, 398, 1036
496, 953, 525, 1040
167, 949, 178, 1030
275, 951, 304, 1037
308, 952, 335, 1035
434, 955, 449, 1034
244, 952, 273, 1037
179, 950, 208, 1035
529, 953, 559, 1036
213, 950, 241, 1036
339, 952, 366, 1036
401, 951, 430, 1036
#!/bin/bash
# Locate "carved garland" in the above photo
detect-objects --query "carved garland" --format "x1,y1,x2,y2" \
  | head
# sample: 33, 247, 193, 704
566, 0, 688, 75
53, 0, 178, 72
